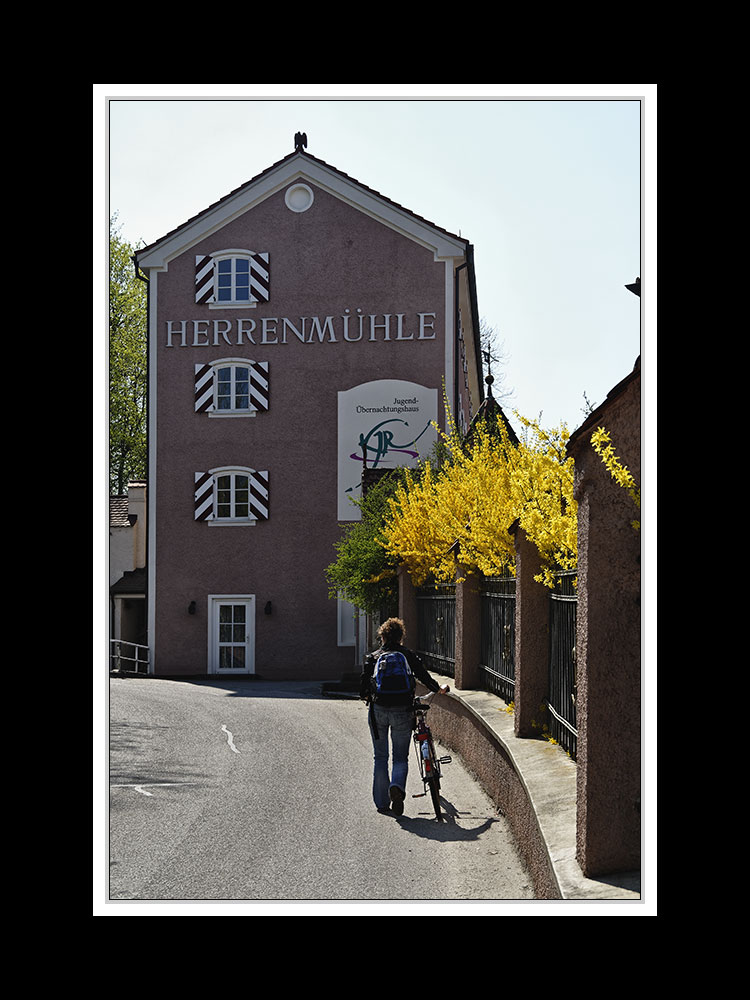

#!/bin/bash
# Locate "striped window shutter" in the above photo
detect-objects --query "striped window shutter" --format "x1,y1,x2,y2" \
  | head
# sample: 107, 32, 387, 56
248, 361, 270, 411
195, 255, 215, 304
249, 470, 269, 520
194, 472, 215, 520
195, 252, 269, 305
194, 470, 269, 521
194, 362, 270, 413
195, 364, 215, 412
248, 252, 270, 303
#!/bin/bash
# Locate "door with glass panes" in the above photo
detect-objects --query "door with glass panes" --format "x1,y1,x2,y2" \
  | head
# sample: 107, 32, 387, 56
209, 596, 255, 674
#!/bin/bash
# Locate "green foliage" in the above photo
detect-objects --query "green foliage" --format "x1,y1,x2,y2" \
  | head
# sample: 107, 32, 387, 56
109, 216, 147, 494
325, 471, 407, 615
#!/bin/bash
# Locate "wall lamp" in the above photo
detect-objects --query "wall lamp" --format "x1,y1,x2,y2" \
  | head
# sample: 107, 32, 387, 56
264, 601, 273, 616
188, 601, 196, 615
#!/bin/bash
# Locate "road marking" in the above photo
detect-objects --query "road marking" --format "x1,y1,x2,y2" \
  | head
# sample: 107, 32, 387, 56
111, 783, 187, 796
221, 724, 240, 753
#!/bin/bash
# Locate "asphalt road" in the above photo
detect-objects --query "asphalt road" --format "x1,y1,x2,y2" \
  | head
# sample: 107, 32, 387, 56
106, 676, 534, 904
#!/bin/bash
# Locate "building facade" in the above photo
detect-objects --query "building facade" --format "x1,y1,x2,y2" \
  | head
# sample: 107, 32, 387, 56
109, 481, 147, 664
134, 142, 484, 680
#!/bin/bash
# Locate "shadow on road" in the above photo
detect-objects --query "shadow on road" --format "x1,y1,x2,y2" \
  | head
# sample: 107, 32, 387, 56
109, 719, 215, 788
391, 797, 501, 843
181, 679, 328, 700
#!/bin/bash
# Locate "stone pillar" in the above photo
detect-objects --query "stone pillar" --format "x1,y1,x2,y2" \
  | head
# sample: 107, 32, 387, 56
398, 565, 418, 650
569, 365, 641, 878
574, 477, 641, 877
512, 524, 550, 739
454, 567, 481, 690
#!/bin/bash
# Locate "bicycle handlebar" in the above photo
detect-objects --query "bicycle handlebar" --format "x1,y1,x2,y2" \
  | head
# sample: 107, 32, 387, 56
415, 685, 450, 708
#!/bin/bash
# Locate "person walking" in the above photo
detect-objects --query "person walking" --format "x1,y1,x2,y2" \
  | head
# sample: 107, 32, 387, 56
361, 617, 449, 815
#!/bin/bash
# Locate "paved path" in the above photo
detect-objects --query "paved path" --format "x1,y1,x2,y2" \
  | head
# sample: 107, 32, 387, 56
106, 677, 535, 905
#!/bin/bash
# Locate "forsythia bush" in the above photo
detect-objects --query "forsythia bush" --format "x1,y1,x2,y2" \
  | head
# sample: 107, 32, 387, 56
590, 426, 640, 530
380, 410, 577, 589
513, 415, 578, 588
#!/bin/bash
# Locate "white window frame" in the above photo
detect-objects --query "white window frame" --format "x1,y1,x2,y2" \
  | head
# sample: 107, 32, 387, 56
210, 250, 258, 309
213, 359, 258, 417
210, 466, 259, 527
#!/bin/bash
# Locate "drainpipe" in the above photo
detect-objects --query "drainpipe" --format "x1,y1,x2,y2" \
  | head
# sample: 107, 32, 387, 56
454, 242, 485, 431
454, 261, 467, 425
465, 243, 484, 406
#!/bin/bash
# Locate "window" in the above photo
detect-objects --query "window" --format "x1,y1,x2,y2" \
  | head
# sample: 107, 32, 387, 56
216, 472, 250, 520
195, 250, 270, 307
216, 257, 251, 303
195, 467, 269, 523
194, 359, 270, 416
217, 364, 251, 411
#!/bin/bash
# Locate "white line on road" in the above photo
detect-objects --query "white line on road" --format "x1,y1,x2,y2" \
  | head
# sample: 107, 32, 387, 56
111, 783, 188, 796
221, 724, 240, 753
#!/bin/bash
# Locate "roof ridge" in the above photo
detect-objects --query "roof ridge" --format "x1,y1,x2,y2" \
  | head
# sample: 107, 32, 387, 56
135, 148, 467, 259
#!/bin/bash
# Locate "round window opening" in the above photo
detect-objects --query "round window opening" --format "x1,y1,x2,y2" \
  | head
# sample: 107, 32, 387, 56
285, 183, 314, 213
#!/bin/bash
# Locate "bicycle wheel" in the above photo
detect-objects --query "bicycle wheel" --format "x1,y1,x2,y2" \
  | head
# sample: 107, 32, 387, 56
428, 774, 442, 821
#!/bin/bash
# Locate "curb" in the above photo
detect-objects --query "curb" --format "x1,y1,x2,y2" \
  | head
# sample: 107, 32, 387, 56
425, 677, 641, 901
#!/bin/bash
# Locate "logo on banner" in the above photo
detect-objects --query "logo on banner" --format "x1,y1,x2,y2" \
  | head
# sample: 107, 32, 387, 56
337, 380, 438, 520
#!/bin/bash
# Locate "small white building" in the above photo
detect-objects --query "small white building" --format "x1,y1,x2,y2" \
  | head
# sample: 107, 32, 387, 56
109, 481, 147, 669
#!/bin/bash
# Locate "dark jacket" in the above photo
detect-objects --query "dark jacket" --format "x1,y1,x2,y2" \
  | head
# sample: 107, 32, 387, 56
360, 644, 441, 707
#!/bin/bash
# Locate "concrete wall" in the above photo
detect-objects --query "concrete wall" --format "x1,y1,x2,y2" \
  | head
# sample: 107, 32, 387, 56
419, 687, 561, 899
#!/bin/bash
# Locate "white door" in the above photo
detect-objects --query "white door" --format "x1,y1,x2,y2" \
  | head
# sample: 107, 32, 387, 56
209, 596, 255, 674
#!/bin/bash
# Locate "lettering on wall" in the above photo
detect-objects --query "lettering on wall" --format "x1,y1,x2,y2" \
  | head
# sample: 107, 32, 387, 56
164, 311, 437, 347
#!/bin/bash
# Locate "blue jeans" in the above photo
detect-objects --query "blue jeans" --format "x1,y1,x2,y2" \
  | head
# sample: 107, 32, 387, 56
368, 703, 414, 810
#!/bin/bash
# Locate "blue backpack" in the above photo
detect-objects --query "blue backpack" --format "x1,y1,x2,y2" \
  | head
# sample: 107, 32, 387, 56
371, 650, 415, 697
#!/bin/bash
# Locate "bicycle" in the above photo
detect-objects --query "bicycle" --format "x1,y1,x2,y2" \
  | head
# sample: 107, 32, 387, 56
411, 690, 452, 821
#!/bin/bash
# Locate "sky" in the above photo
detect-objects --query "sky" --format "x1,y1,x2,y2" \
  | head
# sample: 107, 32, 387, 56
100, 84, 654, 436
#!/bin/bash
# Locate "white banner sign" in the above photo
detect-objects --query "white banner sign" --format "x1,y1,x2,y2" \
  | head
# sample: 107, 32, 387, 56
337, 380, 438, 520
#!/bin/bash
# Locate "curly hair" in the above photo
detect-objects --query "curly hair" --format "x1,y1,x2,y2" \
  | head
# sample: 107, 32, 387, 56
377, 617, 405, 648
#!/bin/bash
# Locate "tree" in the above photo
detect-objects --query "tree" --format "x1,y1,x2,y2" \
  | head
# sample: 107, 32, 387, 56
480, 319, 514, 404
110, 216, 147, 494
325, 471, 407, 615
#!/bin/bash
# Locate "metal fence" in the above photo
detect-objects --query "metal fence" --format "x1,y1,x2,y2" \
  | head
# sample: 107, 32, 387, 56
548, 569, 578, 758
110, 639, 149, 674
415, 583, 455, 678
479, 574, 516, 703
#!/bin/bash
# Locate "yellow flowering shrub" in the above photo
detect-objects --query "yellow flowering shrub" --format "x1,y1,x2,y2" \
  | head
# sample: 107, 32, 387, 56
512, 415, 577, 588
381, 462, 452, 585
590, 426, 640, 530
381, 410, 577, 588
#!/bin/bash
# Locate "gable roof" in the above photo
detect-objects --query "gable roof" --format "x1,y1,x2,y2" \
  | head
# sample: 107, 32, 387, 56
109, 494, 132, 527
134, 149, 470, 272
465, 382, 518, 447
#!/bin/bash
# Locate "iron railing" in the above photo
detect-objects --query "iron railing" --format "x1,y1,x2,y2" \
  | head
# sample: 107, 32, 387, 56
415, 583, 455, 678
110, 639, 149, 674
548, 569, 578, 759
479, 574, 516, 703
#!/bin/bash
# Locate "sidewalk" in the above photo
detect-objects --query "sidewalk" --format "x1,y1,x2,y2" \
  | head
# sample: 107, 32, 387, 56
425, 678, 641, 901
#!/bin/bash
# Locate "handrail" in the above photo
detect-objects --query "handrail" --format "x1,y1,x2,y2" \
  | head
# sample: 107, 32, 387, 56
110, 639, 149, 673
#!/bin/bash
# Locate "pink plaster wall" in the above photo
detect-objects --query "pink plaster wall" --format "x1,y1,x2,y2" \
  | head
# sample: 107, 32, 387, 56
152, 183, 452, 678
569, 364, 641, 876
